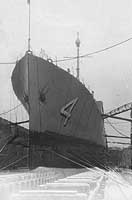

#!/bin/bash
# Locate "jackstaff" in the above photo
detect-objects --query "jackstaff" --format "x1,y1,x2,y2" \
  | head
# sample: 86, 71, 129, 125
27, 0, 31, 51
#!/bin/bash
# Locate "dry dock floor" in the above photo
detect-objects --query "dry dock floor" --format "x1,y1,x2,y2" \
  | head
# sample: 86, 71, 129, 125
0, 167, 132, 200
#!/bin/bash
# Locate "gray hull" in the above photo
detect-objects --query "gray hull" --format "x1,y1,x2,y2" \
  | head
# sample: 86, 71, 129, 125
11, 53, 107, 169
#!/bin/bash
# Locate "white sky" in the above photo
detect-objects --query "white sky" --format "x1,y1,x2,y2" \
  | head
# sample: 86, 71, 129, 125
0, 0, 132, 147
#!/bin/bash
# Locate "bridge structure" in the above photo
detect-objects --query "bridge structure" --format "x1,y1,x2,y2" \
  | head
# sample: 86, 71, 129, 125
102, 102, 132, 122
101, 102, 132, 150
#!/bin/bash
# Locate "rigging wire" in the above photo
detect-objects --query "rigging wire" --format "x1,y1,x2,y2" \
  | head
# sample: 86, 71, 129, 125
0, 62, 16, 65
0, 155, 28, 170
105, 121, 129, 124
68, 150, 109, 171
0, 36, 132, 65
106, 119, 128, 137
55, 37, 132, 62
43, 148, 130, 188
0, 104, 22, 116
43, 147, 106, 173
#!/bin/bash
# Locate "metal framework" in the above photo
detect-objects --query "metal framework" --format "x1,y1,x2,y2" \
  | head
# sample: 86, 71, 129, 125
105, 135, 130, 139
102, 114, 132, 122
107, 141, 130, 145
103, 102, 132, 118
103, 102, 132, 154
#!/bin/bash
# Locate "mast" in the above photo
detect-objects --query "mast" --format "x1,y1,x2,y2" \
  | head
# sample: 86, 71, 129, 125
75, 32, 81, 80
27, 0, 32, 169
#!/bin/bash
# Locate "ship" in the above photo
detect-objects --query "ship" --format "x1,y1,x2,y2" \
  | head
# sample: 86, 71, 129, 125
10, 1, 107, 170
11, 48, 107, 169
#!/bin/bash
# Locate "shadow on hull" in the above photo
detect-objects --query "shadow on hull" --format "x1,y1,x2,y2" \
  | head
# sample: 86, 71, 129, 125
28, 130, 107, 170
0, 116, 107, 170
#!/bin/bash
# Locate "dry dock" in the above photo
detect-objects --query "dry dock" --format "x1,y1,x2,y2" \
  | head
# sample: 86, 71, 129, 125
0, 167, 132, 200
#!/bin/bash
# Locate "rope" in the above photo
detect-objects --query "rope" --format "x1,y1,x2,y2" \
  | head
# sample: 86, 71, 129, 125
67, 150, 109, 171
0, 104, 22, 116
106, 119, 128, 137
43, 147, 104, 174
43, 147, 130, 187
0, 155, 28, 170
55, 37, 132, 63
0, 62, 16, 65
0, 37, 132, 65
0, 135, 14, 153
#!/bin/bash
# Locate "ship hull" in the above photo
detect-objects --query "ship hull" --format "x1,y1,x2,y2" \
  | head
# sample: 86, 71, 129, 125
28, 130, 106, 169
11, 53, 107, 169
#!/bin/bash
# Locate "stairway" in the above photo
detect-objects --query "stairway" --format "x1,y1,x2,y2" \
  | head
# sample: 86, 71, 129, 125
0, 167, 107, 200
1, 167, 132, 200
0, 167, 62, 200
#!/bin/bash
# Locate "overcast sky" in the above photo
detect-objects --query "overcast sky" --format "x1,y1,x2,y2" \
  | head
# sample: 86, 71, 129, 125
0, 0, 132, 146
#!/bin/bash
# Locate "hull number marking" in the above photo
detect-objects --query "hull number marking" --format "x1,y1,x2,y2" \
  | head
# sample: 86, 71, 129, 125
60, 97, 78, 126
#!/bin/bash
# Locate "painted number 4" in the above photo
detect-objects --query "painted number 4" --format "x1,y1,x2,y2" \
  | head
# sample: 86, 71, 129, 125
60, 97, 78, 126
